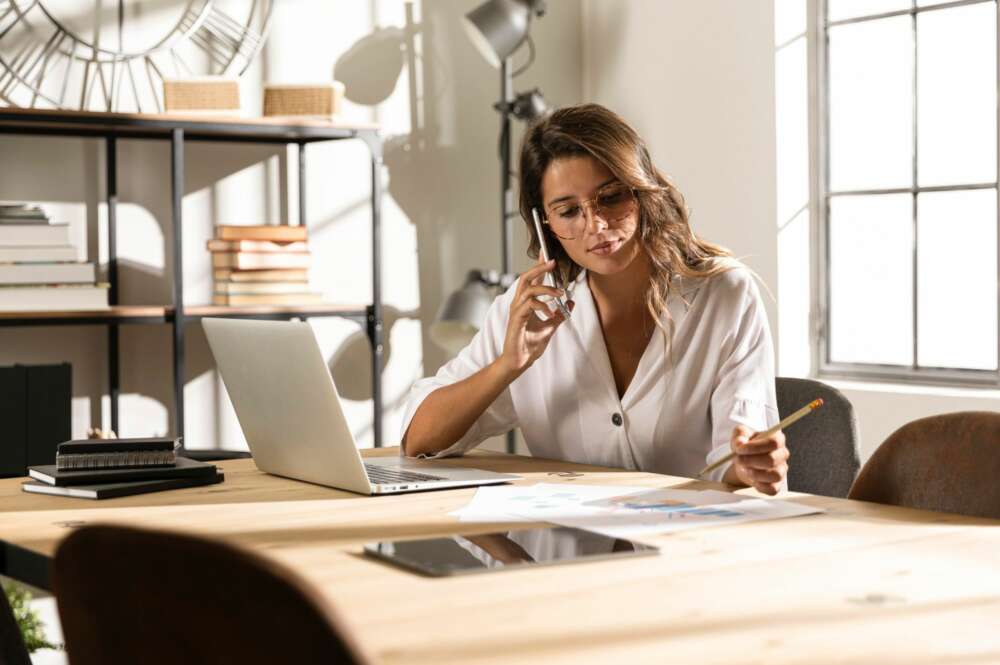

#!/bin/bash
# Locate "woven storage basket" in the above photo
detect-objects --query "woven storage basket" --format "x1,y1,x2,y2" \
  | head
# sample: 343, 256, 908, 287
163, 78, 240, 113
263, 82, 345, 117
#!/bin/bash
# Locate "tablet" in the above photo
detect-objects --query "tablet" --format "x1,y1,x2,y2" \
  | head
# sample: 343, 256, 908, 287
363, 526, 658, 576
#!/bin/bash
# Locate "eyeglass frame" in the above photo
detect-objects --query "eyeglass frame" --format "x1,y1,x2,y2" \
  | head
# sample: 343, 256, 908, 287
540, 182, 639, 240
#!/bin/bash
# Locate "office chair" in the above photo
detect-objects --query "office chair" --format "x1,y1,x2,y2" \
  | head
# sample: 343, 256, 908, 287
849, 411, 1000, 519
0, 584, 31, 665
52, 525, 371, 665
776, 377, 860, 497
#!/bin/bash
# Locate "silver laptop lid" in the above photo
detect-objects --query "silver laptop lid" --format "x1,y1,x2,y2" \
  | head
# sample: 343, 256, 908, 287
202, 318, 373, 494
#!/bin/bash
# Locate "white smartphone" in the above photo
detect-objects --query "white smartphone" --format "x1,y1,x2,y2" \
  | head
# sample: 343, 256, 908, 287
531, 207, 572, 319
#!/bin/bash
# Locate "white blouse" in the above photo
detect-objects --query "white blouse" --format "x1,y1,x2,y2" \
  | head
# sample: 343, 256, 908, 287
400, 265, 779, 483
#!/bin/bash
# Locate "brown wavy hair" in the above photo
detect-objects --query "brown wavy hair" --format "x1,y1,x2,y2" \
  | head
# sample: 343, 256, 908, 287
518, 103, 736, 338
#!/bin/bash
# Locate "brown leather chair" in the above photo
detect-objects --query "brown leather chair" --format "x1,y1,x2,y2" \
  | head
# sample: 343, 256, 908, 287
848, 411, 1000, 519
52, 525, 371, 665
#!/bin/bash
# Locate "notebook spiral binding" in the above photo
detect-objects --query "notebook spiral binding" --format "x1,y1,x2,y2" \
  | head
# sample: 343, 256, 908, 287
56, 450, 177, 471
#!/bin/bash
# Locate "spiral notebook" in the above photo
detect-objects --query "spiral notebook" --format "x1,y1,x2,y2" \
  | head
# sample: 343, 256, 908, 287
29, 456, 216, 487
55, 437, 178, 471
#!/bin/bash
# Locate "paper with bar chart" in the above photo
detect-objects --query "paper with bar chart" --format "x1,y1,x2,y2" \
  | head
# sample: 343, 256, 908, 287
450, 484, 822, 539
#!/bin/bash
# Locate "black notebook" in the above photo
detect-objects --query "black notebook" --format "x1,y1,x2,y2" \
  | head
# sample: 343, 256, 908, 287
22, 471, 224, 500
28, 456, 216, 487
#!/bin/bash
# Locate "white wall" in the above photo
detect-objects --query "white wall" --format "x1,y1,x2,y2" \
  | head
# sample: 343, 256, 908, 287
581, 0, 779, 340
0, 0, 582, 452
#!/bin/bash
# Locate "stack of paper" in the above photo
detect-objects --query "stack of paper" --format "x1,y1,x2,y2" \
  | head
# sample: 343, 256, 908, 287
0, 202, 107, 311
451, 483, 822, 539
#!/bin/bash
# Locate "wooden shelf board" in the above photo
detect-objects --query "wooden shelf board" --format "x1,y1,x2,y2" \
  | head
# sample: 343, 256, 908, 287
181, 303, 368, 318
0, 303, 368, 325
0, 305, 166, 322
0, 107, 379, 142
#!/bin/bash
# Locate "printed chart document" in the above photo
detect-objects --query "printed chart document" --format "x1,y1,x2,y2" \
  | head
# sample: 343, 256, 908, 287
451, 483, 652, 522
451, 483, 822, 539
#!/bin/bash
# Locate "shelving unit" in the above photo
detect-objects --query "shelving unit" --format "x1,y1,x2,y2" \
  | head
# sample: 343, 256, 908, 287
0, 107, 386, 448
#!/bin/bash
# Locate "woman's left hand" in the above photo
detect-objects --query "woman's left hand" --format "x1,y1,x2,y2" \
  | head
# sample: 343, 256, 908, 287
725, 425, 789, 495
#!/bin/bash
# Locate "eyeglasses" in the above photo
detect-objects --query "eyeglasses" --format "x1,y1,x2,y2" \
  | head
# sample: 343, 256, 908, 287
543, 183, 637, 240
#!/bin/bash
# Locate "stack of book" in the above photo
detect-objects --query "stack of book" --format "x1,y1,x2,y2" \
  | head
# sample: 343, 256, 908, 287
0, 203, 108, 311
22, 437, 223, 500
208, 225, 321, 306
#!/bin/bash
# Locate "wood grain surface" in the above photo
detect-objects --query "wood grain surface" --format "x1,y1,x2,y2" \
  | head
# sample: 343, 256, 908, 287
2, 448, 997, 664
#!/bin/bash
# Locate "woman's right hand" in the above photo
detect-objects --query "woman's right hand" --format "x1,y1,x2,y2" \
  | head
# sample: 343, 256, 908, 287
498, 259, 574, 379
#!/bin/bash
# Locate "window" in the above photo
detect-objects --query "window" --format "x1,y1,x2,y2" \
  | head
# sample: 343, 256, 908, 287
819, 0, 1000, 384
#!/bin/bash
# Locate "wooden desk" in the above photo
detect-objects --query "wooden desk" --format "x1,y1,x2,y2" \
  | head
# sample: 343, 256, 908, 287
2, 448, 999, 664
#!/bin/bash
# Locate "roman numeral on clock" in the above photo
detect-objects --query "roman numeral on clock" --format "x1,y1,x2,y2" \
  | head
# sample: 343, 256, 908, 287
183, 4, 264, 73
0, 25, 70, 107
0, 1, 33, 41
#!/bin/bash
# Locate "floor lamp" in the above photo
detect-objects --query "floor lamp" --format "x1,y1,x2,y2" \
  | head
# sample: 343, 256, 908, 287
431, 0, 549, 454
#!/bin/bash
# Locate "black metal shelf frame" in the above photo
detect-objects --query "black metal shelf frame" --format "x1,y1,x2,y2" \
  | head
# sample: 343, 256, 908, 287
0, 114, 385, 447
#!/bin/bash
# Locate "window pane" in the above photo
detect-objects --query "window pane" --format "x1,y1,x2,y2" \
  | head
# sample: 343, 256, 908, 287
917, 3, 997, 187
829, 194, 914, 365
775, 0, 807, 45
776, 38, 809, 225
828, 1, 910, 23
829, 17, 913, 192
917, 189, 998, 370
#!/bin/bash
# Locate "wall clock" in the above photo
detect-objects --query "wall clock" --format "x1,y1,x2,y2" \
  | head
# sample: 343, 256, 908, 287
0, 0, 273, 112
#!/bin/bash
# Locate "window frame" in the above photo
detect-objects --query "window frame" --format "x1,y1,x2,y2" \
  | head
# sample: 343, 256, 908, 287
813, 0, 1000, 387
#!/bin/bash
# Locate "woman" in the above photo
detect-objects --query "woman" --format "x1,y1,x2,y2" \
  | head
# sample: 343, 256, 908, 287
401, 104, 788, 494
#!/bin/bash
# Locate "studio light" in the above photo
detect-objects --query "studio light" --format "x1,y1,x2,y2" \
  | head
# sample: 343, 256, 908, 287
509, 88, 550, 121
431, 270, 516, 354
429, 271, 495, 356
443, 0, 549, 454
462, 0, 544, 67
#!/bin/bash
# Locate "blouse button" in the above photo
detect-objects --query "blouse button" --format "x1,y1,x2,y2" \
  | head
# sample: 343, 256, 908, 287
611, 412, 623, 427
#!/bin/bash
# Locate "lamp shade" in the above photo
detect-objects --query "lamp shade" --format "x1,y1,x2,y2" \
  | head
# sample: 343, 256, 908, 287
430, 271, 494, 355
463, 0, 533, 68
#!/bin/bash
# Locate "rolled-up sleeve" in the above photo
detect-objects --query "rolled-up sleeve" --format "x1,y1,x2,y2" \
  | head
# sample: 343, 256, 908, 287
706, 274, 780, 484
399, 285, 518, 458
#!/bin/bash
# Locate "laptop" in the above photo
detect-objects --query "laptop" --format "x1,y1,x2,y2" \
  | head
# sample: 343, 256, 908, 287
202, 318, 520, 495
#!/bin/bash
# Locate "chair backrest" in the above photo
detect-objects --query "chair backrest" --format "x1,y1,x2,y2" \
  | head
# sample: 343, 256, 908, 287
848, 411, 1000, 519
0, 584, 32, 665
52, 525, 370, 665
776, 377, 860, 497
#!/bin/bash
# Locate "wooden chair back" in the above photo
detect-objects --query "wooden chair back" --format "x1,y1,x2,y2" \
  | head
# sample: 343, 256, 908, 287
52, 525, 370, 665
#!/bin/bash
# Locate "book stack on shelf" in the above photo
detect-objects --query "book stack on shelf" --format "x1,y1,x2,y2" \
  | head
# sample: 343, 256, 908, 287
209, 225, 321, 306
0, 203, 109, 312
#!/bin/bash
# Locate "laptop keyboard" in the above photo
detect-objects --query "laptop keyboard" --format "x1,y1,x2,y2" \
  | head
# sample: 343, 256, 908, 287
364, 463, 447, 486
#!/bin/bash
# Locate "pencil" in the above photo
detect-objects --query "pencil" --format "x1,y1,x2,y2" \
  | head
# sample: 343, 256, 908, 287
697, 398, 824, 479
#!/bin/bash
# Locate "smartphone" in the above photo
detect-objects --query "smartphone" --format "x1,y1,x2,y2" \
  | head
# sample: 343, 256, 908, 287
531, 207, 572, 319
